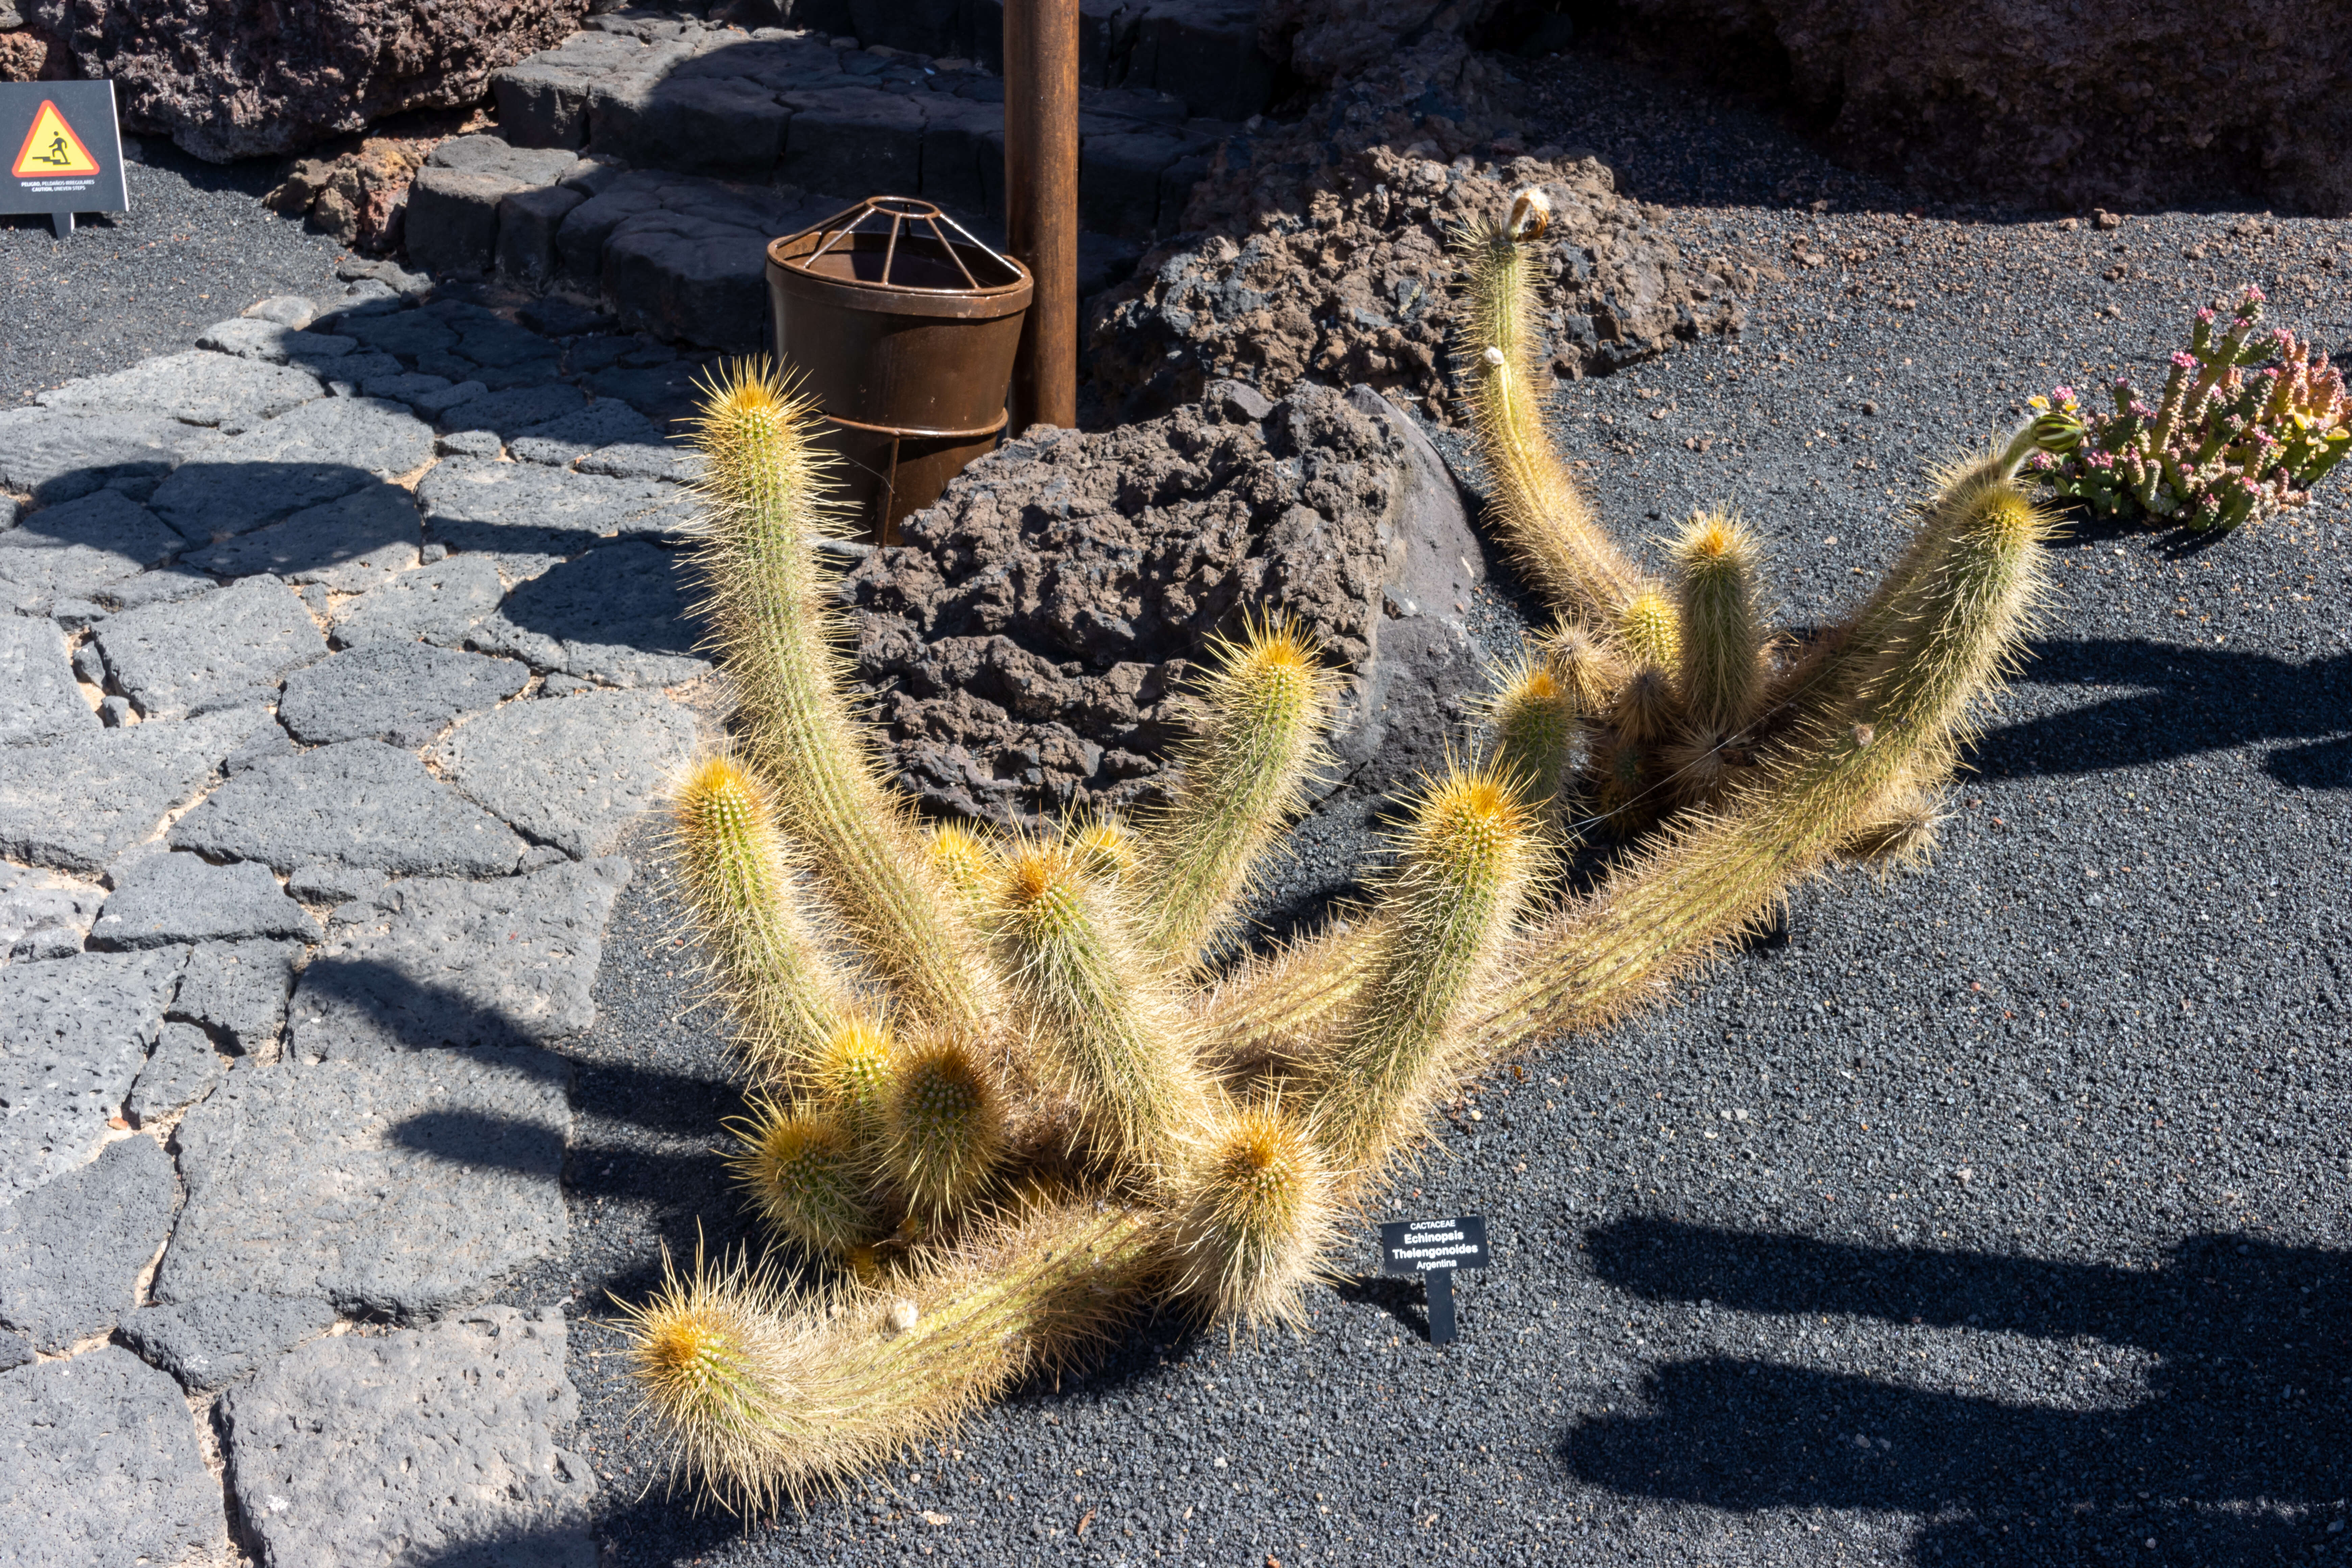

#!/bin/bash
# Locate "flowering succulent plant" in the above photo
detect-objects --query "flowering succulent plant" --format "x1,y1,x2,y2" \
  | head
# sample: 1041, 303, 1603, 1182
2028, 286, 2352, 531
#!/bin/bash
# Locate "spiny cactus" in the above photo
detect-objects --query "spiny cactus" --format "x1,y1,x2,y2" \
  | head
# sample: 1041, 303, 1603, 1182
2028, 285, 2352, 531
631, 253, 2062, 1503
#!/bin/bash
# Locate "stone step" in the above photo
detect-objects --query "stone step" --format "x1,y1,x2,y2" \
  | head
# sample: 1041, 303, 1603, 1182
411, 18, 1260, 352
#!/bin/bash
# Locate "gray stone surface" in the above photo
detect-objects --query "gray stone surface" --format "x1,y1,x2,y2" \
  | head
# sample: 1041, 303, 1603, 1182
0, 708, 268, 874
35, 349, 325, 430
417, 458, 697, 571
127, 1019, 225, 1123
508, 399, 660, 468
0, 409, 220, 505
92, 851, 319, 949
244, 295, 319, 329
182, 481, 423, 592
98, 566, 217, 613
468, 540, 712, 687
0, 866, 103, 964
279, 643, 530, 748
0, 1134, 177, 1351
156, 1049, 571, 1317
94, 575, 328, 719
328, 553, 507, 649
288, 858, 630, 1059
576, 436, 702, 485
0, 618, 95, 746
197, 318, 358, 365
0, 489, 186, 614
0, 1331, 27, 1372
436, 383, 584, 437
432, 690, 697, 859
118, 1290, 337, 1394
437, 428, 506, 459
0, 1347, 222, 1568
223, 1306, 592, 1568
169, 939, 305, 1057
148, 397, 436, 544
0, 949, 186, 1200
287, 862, 386, 906
170, 739, 531, 877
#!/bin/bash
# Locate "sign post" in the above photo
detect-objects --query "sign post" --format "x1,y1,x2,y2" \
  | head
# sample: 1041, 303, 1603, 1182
1378, 1215, 1491, 1344
1003, 0, 1077, 433
2, 81, 128, 238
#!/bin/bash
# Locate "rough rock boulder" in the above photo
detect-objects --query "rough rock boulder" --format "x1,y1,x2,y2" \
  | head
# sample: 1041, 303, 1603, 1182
841, 381, 1491, 824
18, 0, 590, 161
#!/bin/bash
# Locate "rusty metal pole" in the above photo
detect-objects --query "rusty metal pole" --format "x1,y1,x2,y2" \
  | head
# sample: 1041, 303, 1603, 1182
1004, 0, 1079, 432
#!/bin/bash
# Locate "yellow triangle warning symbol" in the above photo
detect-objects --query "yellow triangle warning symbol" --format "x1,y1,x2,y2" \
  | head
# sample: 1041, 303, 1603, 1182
12, 100, 101, 179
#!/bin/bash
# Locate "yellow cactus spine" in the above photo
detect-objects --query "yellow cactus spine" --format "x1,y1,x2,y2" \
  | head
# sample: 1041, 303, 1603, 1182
617, 1248, 794, 1515
1483, 650, 1581, 808
989, 837, 1211, 1175
1456, 210, 1655, 623
623, 1203, 1158, 1505
1135, 616, 1338, 968
729, 1099, 880, 1259
1168, 1099, 1336, 1330
669, 755, 849, 1084
685, 360, 995, 1041
882, 1036, 1008, 1220
1670, 510, 1767, 736
1485, 465, 2049, 1043
1314, 765, 1540, 1192
812, 1015, 896, 1140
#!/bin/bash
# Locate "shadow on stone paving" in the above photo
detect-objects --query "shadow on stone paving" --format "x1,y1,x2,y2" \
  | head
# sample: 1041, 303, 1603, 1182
1967, 639, 2352, 788
1564, 1219, 2351, 1564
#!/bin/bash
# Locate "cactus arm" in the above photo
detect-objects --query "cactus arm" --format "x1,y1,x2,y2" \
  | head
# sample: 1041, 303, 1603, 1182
1166, 1100, 1337, 1328
670, 756, 856, 1085
621, 1203, 1159, 1509
1670, 511, 1768, 737
1310, 767, 1541, 1195
686, 362, 998, 1042
1134, 618, 1339, 969
1485, 651, 1583, 810
1479, 469, 2049, 1047
988, 839, 1215, 1175
1456, 211, 1658, 624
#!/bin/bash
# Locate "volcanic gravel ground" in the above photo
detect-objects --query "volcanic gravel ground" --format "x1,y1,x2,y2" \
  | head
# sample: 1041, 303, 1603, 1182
0, 137, 347, 406
519, 41, 2352, 1568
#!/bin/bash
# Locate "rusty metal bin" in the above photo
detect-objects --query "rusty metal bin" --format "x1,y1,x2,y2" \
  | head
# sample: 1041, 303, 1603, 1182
766, 197, 1033, 542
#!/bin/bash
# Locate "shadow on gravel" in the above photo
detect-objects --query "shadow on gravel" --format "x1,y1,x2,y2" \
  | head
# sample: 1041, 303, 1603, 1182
1971, 638, 2352, 787
1329, 1273, 1437, 1342
1563, 1218, 2349, 1563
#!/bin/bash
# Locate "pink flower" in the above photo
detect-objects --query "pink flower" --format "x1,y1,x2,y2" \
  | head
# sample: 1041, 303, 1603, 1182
2172, 352, 2198, 369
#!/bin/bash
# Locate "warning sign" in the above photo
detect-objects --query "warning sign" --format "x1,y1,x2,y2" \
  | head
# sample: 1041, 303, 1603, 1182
13, 100, 101, 178
2, 80, 128, 219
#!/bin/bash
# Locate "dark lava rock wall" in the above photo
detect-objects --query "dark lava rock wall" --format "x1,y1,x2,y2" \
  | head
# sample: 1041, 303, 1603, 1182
1088, 141, 1756, 424
840, 382, 1487, 824
17, 0, 590, 161
1610, 0, 2352, 216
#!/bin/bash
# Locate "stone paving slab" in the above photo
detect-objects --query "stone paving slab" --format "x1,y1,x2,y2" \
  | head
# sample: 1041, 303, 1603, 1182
91, 849, 319, 949
0, 618, 96, 746
431, 689, 699, 859
196, 317, 359, 365
0, 488, 187, 613
279, 641, 530, 748
0, 408, 221, 506
328, 551, 507, 648
224, 1305, 593, 1568
0, 1134, 176, 1351
118, 1289, 337, 1394
181, 479, 424, 592
0, 948, 186, 1201
509, 398, 660, 467
126, 1019, 224, 1123
149, 396, 435, 544
170, 738, 532, 877
0, 707, 269, 874
0, 865, 103, 964
288, 858, 630, 1059
156, 1047, 571, 1318
94, 574, 328, 719
467, 539, 712, 687
418, 458, 698, 572
168, 938, 304, 1056
34, 349, 325, 431
0, 1346, 222, 1568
